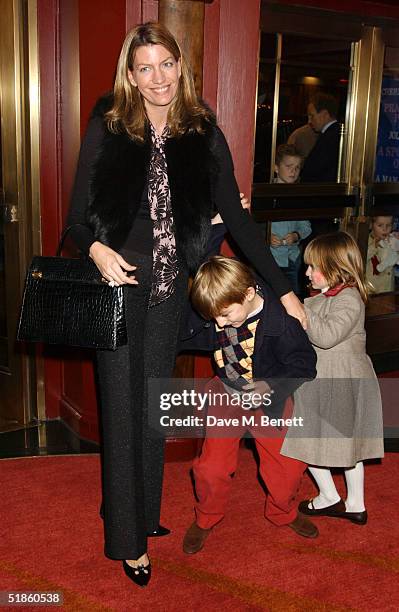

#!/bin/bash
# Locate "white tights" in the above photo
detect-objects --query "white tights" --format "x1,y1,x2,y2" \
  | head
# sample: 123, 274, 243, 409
308, 462, 365, 512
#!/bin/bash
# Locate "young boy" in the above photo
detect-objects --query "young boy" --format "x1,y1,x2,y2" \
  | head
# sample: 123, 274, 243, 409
366, 214, 399, 294
180, 256, 318, 554
271, 144, 311, 295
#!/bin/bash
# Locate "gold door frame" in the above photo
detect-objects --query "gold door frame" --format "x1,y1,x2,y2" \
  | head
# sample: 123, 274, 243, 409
0, 0, 42, 428
27, 0, 46, 425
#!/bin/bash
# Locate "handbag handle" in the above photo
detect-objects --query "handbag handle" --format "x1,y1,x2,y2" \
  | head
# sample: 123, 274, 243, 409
56, 224, 90, 257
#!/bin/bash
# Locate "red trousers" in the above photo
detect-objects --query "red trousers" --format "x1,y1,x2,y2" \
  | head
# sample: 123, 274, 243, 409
193, 382, 306, 529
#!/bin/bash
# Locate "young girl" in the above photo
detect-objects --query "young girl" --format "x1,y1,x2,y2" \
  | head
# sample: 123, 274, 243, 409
281, 232, 384, 525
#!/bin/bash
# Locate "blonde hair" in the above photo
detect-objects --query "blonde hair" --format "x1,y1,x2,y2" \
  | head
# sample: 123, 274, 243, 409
191, 256, 256, 320
106, 22, 213, 141
275, 144, 302, 166
304, 231, 369, 303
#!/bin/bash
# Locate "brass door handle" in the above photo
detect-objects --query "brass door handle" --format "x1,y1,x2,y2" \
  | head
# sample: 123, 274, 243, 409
0, 190, 18, 223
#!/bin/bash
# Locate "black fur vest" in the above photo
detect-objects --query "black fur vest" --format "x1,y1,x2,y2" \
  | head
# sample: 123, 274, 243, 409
86, 96, 220, 274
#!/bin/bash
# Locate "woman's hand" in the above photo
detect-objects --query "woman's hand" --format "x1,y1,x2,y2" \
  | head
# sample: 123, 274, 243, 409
89, 241, 138, 286
240, 192, 251, 211
280, 291, 307, 330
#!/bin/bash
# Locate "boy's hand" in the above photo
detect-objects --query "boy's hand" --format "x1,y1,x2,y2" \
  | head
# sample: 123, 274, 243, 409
271, 233, 282, 247
376, 246, 398, 272
283, 232, 298, 245
242, 380, 271, 408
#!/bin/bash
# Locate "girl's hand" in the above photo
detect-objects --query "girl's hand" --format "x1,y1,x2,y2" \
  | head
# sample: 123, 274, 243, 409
89, 241, 138, 286
280, 291, 307, 329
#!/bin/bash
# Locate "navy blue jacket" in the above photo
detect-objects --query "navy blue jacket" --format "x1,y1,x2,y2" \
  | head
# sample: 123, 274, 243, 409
301, 121, 341, 182
179, 279, 317, 418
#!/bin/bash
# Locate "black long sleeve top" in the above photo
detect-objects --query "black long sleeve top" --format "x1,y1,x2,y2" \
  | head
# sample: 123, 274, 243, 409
66, 116, 292, 298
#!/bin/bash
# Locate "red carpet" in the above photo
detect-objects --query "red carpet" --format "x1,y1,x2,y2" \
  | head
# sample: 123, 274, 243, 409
1, 450, 398, 611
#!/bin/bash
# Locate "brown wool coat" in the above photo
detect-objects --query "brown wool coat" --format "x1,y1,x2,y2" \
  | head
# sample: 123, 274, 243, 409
281, 287, 384, 467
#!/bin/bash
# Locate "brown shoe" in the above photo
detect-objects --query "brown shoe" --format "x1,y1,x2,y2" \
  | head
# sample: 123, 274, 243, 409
183, 522, 212, 554
288, 513, 319, 538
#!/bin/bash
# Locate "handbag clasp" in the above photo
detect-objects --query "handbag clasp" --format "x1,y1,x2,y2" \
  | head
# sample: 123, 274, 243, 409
31, 271, 43, 279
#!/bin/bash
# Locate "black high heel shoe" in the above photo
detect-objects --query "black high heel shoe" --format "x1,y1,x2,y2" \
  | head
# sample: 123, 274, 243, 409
147, 525, 170, 537
122, 559, 151, 587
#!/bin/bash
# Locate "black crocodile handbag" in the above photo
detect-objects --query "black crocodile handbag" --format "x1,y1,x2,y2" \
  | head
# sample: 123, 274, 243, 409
17, 226, 127, 350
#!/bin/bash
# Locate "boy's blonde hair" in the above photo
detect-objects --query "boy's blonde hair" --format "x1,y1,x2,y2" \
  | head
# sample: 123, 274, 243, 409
304, 231, 369, 303
275, 143, 302, 167
191, 256, 256, 320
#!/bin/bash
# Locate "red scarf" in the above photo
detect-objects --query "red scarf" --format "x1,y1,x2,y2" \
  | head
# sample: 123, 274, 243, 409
308, 283, 352, 297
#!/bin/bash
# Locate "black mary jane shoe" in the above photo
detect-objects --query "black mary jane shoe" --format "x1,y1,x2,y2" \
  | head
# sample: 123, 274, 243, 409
122, 559, 151, 587
100, 503, 171, 537
298, 499, 368, 524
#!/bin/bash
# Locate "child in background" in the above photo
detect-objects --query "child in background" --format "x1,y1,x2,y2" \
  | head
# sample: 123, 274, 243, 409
366, 214, 399, 293
281, 232, 384, 525
271, 145, 311, 295
180, 256, 318, 554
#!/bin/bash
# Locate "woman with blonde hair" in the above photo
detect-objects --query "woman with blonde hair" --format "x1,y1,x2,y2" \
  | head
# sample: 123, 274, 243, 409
67, 21, 303, 586
281, 231, 384, 528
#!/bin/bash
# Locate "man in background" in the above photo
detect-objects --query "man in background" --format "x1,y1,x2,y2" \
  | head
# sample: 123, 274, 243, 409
301, 93, 341, 183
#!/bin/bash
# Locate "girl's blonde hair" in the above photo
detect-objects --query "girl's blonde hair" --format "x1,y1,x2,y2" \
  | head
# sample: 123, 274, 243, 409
106, 22, 213, 141
304, 231, 369, 303
191, 256, 256, 320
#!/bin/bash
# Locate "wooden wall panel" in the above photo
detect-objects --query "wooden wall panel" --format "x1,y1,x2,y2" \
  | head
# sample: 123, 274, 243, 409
79, 0, 126, 133
142, 0, 159, 22
126, 0, 143, 29
203, 0, 220, 111
126, 0, 159, 31
60, 0, 80, 226
216, 0, 260, 198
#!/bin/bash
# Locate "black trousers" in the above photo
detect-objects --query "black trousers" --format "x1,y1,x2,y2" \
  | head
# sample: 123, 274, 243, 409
96, 252, 188, 559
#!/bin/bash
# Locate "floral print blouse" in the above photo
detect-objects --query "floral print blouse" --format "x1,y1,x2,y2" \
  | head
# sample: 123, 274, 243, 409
148, 124, 178, 306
